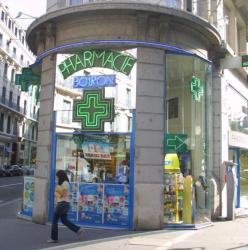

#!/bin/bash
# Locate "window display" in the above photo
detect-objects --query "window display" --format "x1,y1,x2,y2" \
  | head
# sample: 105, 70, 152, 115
54, 133, 131, 227
164, 54, 212, 225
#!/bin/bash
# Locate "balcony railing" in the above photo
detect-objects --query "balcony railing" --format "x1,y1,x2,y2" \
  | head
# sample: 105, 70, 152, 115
0, 96, 25, 114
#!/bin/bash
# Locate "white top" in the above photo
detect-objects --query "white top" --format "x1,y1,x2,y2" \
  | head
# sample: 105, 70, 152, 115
57, 181, 71, 203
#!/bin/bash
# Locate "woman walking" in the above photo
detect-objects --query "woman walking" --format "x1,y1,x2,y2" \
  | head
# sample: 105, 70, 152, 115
47, 170, 84, 243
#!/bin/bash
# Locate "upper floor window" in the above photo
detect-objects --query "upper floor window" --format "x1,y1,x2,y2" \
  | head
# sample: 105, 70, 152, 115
7, 115, 11, 134
2, 87, 6, 100
0, 113, 4, 131
20, 54, 24, 61
186, 0, 192, 12
8, 19, 11, 29
1, 11, 4, 21
11, 69, 15, 82
24, 100, 27, 115
21, 36, 24, 44
17, 96, 20, 109
15, 27, 18, 36
3, 63, 8, 78
126, 88, 131, 107
9, 91, 13, 105
13, 47, 16, 55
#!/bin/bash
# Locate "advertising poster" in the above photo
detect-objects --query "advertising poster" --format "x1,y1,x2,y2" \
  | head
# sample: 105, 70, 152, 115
22, 176, 35, 216
67, 182, 79, 222
78, 183, 103, 224
82, 141, 111, 160
104, 184, 129, 226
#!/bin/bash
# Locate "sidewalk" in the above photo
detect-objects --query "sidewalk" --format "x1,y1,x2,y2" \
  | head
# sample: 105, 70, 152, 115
1, 199, 247, 250
41, 208, 248, 250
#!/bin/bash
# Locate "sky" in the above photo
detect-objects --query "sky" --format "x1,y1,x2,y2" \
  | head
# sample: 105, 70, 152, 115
1, 0, 46, 29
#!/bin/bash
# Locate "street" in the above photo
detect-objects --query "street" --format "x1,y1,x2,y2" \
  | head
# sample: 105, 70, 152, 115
0, 176, 247, 250
0, 176, 22, 217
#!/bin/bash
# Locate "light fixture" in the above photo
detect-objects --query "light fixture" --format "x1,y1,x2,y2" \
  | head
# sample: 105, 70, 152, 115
15, 12, 37, 19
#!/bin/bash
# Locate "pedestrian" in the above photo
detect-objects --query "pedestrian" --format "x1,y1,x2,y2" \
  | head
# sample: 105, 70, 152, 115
47, 169, 84, 243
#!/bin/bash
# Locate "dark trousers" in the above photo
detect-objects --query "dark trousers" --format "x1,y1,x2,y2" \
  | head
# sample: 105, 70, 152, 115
51, 201, 80, 240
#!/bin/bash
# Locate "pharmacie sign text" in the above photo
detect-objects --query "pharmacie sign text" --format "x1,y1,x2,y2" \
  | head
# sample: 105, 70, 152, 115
58, 49, 136, 79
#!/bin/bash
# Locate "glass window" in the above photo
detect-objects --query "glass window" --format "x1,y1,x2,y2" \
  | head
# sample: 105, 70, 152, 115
1, 11, 4, 21
7, 115, 11, 133
4, 63, 8, 78
0, 113, 4, 131
164, 54, 212, 225
62, 100, 71, 124
227, 87, 248, 134
56, 134, 130, 184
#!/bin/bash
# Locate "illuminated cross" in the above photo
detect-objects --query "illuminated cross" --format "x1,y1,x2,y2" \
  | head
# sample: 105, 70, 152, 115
15, 67, 40, 91
73, 89, 114, 132
189, 76, 204, 102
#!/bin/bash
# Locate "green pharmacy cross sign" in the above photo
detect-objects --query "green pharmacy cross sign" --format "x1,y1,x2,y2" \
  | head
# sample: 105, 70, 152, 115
189, 76, 204, 102
242, 55, 248, 67
165, 133, 188, 153
73, 89, 114, 132
15, 67, 40, 91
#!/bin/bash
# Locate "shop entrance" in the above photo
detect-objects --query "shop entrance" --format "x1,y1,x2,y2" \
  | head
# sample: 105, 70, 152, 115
50, 131, 134, 229
229, 147, 248, 208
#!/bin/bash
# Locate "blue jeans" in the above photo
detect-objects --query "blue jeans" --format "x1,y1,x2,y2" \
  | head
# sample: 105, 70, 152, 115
51, 201, 80, 240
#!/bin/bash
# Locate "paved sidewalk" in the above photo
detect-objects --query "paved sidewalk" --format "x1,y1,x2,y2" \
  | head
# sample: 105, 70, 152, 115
42, 209, 248, 250
1, 198, 247, 250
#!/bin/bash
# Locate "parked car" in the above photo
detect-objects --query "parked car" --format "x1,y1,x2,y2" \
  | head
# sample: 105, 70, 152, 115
4, 165, 23, 176
21, 165, 35, 176
0, 166, 7, 177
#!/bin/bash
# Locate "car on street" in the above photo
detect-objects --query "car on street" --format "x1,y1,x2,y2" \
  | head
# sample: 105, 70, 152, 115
0, 166, 7, 177
4, 165, 23, 176
21, 165, 35, 176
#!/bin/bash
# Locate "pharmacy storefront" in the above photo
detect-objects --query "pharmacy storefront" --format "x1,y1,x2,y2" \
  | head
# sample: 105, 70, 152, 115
24, 45, 210, 229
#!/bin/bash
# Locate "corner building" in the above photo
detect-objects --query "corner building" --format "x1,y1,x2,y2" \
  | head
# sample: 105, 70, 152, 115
25, 0, 247, 230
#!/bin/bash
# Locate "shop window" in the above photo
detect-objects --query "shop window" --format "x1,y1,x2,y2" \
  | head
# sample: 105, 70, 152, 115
55, 133, 131, 226
227, 87, 248, 134
164, 54, 212, 225
21, 144, 25, 150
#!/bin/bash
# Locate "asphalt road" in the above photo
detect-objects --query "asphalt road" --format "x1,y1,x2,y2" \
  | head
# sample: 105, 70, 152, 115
0, 176, 23, 217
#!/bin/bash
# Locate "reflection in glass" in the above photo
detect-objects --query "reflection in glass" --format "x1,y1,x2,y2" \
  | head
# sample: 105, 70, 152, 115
164, 54, 212, 225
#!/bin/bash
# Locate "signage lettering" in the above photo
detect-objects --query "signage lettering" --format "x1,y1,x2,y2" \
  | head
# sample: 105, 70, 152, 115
73, 75, 116, 89
58, 50, 136, 79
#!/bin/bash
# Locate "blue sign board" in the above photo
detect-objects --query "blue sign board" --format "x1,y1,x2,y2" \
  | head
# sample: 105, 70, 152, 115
73, 75, 116, 89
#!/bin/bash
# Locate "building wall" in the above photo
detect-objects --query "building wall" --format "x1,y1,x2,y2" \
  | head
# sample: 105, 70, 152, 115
28, 3, 220, 227
0, 4, 38, 166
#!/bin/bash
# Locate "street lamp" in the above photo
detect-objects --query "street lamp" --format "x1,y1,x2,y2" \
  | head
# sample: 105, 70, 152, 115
15, 12, 37, 20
